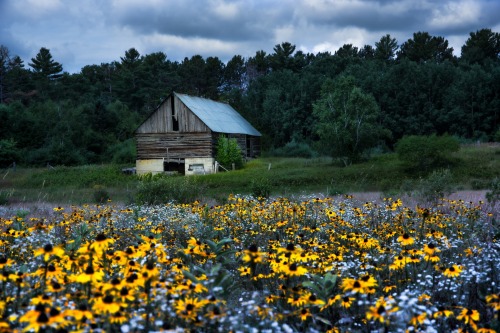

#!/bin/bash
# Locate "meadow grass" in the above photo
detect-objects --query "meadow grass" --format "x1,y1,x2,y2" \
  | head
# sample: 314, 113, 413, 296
0, 145, 499, 205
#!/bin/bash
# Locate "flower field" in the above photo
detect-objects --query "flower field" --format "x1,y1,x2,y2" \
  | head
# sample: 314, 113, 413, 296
0, 195, 499, 332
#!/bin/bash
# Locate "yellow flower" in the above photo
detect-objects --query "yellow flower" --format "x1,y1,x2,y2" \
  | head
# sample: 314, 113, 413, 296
242, 244, 267, 263
456, 307, 479, 324
409, 312, 427, 326
89, 233, 115, 254
340, 295, 355, 308
92, 295, 122, 315
442, 264, 463, 278
174, 297, 206, 321
280, 263, 308, 277
433, 306, 453, 318
298, 308, 312, 321
33, 243, 65, 262
238, 266, 251, 276
397, 233, 415, 246
366, 304, 388, 323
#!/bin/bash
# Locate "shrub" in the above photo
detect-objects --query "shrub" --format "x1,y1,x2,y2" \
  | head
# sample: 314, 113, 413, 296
417, 169, 455, 204
486, 178, 500, 204
216, 135, 243, 170
93, 186, 110, 204
250, 177, 271, 199
270, 140, 318, 158
395, 134, 460, 173
136, 174, 204, 205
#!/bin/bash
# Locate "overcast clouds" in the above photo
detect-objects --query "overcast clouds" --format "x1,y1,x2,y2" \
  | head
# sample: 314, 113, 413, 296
1, 0, 499, 73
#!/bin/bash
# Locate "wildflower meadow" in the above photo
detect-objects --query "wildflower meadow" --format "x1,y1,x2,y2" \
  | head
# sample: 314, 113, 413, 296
0, 194, 499, 332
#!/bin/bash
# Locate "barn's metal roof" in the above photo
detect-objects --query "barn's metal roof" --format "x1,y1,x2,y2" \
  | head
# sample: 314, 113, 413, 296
175, 92, 261, 136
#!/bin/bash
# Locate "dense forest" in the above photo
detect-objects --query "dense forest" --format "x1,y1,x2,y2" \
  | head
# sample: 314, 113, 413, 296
0, 28, 499, 167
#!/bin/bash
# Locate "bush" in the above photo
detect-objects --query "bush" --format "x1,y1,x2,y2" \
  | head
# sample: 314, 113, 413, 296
486, 178, 500, 204
136, 174, 205, 205
216, 135, 243, 170
250, 177, 271, 199
395, 134, 460, 173
93, 186, 110, 204
270, 140, 318, 158
413, 169, 455, 204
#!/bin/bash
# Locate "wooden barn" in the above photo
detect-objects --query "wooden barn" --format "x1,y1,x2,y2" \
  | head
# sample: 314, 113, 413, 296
135, 92, 261, 175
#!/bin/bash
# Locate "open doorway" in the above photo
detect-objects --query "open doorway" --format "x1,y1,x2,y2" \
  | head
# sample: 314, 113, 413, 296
163, 161, 185, 175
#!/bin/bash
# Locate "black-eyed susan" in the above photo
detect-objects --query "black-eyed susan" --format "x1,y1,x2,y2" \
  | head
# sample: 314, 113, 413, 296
298, 308, 312, 321
174, 297, 206, 321
34, 243, 65, 262
397, 233, 415, 246
92, 294, 121, 315
409, 312, 427, 326
339, 295, 355, 309
456, 307, 479, 325
238, 266, 251, 276
280, 262, 308, 277
442, 264, 463, 278
433, 306, 453, 318
485, 293, 500, 311
71, 264, 104, 284
89, 233, 115, 254
242, 244, 267, 263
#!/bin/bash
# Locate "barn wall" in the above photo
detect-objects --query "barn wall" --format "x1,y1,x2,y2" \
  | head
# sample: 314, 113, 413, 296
185, 157, 215, 175
136, 133, 213, 160
136, 159, 164, 175
136, 95, 210, 134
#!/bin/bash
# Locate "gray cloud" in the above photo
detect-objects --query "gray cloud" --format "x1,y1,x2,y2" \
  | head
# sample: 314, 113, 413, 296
0, 0, 499, 73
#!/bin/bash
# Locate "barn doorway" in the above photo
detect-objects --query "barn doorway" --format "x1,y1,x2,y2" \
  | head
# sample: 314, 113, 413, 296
163, 161, 185, 175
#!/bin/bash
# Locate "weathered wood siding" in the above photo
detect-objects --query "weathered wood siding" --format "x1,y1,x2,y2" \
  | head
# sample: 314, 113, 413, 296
136, 133, 213, 160
136, 95, 209, 134
214, 133, 261, 158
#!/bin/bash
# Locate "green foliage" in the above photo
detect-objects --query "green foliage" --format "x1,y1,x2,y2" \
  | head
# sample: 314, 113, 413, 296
20, 165, 133, 188
106, 139, 137, 164
268, 140, 318, 158
486, 178, 500, 204
494, 129, 500, 142
401, 169, 455, 204
395, 134, 460, 173
216, 135, 243, 170
136, 174, 205, 205
250, 177, 271, 199
313, 76, 389, 165
93, 186, 110, 203
0, 139, 20, 167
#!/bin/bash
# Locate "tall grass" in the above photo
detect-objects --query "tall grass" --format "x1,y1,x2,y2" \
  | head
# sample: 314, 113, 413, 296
0, 145, 498, 205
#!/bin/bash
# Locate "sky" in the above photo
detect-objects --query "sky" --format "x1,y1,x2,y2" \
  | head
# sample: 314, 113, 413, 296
1, 0, 500, 74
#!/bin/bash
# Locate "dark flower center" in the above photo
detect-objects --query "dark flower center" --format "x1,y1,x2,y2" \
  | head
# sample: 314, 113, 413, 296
96, 233, 106, 242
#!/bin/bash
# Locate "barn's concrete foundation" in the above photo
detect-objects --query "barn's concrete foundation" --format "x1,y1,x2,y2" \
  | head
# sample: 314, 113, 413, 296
136, 159, 164, 175
185, 157, 215, 175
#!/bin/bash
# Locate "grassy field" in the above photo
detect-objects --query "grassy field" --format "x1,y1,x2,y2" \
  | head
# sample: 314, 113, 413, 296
1, 144, 499, 205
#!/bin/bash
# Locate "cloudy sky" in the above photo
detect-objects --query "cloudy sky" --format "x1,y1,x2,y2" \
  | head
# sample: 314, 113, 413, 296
1, 0, 499, 73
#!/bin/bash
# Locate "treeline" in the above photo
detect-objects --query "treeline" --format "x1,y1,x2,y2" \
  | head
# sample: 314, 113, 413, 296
0, 29, 499, 166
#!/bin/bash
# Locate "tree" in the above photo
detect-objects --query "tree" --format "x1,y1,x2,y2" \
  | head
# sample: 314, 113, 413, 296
461, 28, 500, 65
398, 32, 454, 63
269, 42, 302, 72
216, 135, 243, 170
374, 34, 398, 61
29, 47, 63, 79
313, 76, 388, 165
